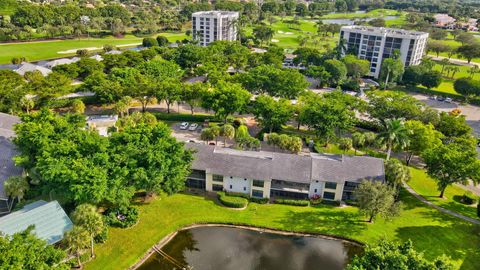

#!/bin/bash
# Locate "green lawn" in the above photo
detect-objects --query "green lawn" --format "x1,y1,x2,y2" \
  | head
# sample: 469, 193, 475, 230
0, 32, 187, 64
408, 167, 479, 221
84, 191, 480, 270
319, 9, 400, 19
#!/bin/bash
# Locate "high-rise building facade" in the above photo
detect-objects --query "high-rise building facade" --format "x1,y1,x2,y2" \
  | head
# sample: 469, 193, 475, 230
339, 26, 429, 78
192, 11, 239, 46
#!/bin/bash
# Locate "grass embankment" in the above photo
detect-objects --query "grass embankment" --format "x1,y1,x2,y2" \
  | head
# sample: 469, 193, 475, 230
0, 32, 187, 64
85, 191, 480, 270
408, 167, 479, 221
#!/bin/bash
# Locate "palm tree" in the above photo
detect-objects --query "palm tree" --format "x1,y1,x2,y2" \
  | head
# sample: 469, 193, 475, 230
469, 65, 479, 79
439, 58, 450, 75
220, 124, 235, 147
64, 226, 90, 268
334, 38, 347, 59
385, 159, 411, 191
4, 176, 29, 202
450, 66, 460, 78
351, 132, 366, 155
20, 97, 34, 114
201, 128, 215, 144
377, 119, 410, 160
71, 204, 104, 258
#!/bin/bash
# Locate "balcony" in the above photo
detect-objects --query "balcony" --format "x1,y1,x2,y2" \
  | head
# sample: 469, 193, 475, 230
271, 179, 309, 194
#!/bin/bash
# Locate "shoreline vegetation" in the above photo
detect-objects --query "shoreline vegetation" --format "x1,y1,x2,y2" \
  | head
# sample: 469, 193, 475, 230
128, 223, 364, 270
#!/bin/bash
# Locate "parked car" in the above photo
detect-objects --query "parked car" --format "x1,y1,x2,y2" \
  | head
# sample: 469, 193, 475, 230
179, 122, 189, 130
437, 96, 445, 102
189, 123, 199, 131
208, 142, 216, 145
445, 97, 453, 103
429, 95, 437, 100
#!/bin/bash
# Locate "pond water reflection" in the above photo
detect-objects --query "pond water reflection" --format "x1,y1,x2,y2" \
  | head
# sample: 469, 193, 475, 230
137, 226, 363, 270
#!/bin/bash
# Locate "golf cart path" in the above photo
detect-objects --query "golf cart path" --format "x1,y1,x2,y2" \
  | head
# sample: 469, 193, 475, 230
403, 183, 480, 225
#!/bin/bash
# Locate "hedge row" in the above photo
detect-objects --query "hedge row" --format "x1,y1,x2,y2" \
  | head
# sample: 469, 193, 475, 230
153, 112, 216, 123
217, 192, 248, 208
224, 191, 269, 204
275, 199, 309, 207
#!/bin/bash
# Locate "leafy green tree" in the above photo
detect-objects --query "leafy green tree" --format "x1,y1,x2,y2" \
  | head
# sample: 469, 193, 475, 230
377, 119, 410, 160
202, 81, 251, 122
253, 95, 293, 133
455, 32, 475, 45
354, 181, 401, 223
109, 122, 193, 196
423, 138, 480, 198
235, 125, 249, 140
142, 37, 158, 47
342, 55, 370, 79
71, 204, 104, 258
351, 132, 365, 155
174, 44, 206, 72
404, 120, 443, 165
323, 59, 347, 86
457, 43, 480, 63
4, 176, 29, 202
158, 79, 182, 113
76, 58, 104, 79
71, 99, 85, 114
64, 226, 90, 268
299, 92, 355, 144
367, 91, 427, 123
347, 240, 453, 270
201, 128, 215, 144
156, 36, 169, 46
422, 71, 442, 89
435, 112, 473, 138
253, 25, 274, 46
454, 77, 480, 96
139, 59, 183, 81
0, 70, 26, 113
0, 227, 67, 270
181, 82, 206, 114
385, 159, 411, 191
305, 65, 331, 87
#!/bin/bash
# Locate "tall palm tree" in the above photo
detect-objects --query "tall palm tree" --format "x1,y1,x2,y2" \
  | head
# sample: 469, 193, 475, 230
385, 159, 411, 191
220, 124, 235, 147
64, 226, 90, 268
377, 119, 410, 160
71, 204, 104, 258
4, 176, 29, 202
335, 38, 347, 59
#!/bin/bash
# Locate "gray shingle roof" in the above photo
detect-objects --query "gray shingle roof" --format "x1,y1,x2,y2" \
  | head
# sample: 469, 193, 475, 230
186, 143, 385, 184
0, 200, 73, 245
0, 138, 22, 200
0, 113, 22, 200
0, 113, 20, 139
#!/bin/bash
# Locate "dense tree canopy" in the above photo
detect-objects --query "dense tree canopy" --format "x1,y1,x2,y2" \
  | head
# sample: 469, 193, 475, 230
0, 227, 67, 270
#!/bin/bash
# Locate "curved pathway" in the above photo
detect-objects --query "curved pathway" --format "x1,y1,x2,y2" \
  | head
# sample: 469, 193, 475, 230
403, 183, 480, 225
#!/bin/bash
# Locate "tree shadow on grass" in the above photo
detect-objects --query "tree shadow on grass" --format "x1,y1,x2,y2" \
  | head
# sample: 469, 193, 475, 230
275, 208, 367, 238
395, 224, 480, 265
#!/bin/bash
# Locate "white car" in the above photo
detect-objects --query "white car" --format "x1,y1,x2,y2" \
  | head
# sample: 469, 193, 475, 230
188, 123, 199, 131
445, 97, 453, 103
179, 122, 189, 130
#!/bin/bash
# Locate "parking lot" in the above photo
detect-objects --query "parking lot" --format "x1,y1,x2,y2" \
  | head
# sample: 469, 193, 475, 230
171, 122, 204, 143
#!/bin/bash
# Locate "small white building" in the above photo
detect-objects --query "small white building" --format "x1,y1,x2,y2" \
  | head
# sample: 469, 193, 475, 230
339, 26, 429, 78
14, 62, 52, 77
192, 11, 239, 46
44, 57, 80, 69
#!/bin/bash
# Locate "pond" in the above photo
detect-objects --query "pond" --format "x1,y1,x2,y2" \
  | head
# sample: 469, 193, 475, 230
137, 226, 363, 270
321, 16, 399, 25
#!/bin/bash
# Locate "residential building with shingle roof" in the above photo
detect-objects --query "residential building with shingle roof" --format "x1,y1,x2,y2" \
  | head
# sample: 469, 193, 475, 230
185, 143, 385, 201
0, 200, 73, 245
0, 113, 22, 213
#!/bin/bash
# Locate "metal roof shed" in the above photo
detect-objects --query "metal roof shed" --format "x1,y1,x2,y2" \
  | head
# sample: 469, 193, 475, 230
0, 200, 73, 245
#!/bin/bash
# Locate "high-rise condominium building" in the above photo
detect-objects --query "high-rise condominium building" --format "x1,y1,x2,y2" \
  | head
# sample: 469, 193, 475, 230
339, 26, 429, 78
192, 11, 239, 46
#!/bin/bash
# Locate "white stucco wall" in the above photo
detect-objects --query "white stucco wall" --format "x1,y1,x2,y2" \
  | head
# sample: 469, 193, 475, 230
224, 176, 251, 195
308, 181, 324, 197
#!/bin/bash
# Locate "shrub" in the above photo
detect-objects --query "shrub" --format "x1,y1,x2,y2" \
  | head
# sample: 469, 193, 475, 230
321, 200, 341, 206
104, 206, 139, 228
142, 37, 158, 47
454, 77, 480, 96
156, 36, 169, 46
341, 79, 360, 92
275, 199, 309, 206
461, 191, 478, 205
94, 224, 108, 243
217, 192, 248, 208
310, 194, 323, 205
249, 197, 269, 204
